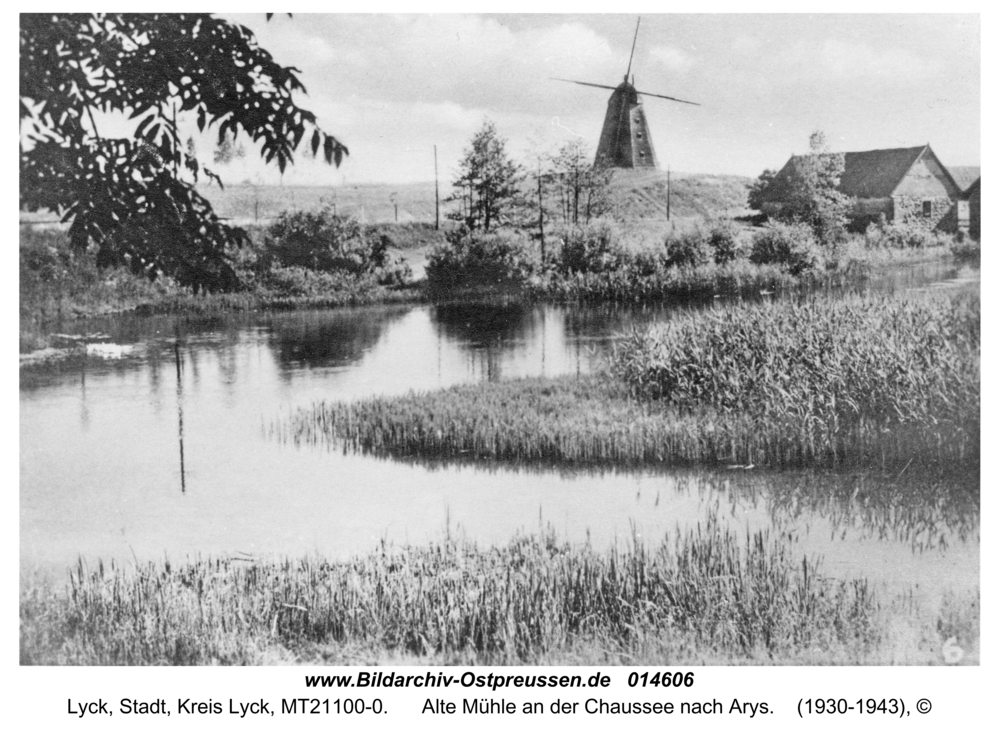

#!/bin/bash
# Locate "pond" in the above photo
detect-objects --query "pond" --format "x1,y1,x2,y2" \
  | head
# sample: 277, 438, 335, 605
20, 260, 980, 607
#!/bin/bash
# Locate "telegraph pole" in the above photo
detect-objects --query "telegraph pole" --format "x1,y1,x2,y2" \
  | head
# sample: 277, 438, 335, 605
666, 164, 671, 222
537, 157, 545, 262
434, 145, 440, 230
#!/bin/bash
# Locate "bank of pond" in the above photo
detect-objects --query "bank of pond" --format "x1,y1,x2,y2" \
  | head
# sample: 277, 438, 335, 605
19, 217, 978, 353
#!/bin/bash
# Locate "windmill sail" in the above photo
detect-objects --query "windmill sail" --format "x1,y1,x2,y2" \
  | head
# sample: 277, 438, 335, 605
553, 18, 698, 170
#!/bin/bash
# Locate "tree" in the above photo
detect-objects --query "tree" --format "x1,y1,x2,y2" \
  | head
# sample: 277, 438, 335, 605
544, 139, 612, 226
213, 130, 246, 165
446, 120, 524, 233
19, 13, 347, 291
747, 168, 776, 211
777, 131, 850, 243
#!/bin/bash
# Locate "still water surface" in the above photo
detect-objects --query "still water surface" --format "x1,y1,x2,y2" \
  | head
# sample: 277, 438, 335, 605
20, 261, 980, 603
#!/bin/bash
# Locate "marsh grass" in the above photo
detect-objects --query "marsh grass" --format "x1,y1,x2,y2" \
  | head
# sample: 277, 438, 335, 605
612, 292, 979, 470
21, 517, 884, 665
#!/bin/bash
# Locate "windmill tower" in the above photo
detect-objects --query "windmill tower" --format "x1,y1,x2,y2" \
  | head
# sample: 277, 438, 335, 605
555, 18, 698, 170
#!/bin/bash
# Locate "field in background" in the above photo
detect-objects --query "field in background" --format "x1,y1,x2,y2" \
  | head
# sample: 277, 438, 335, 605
188, 171, 752, 226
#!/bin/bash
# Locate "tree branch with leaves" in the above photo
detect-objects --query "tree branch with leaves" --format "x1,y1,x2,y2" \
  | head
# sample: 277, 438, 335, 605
20, 13, 347, 291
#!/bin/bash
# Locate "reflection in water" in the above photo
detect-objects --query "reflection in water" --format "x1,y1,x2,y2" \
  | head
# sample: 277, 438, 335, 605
268, 307, 408, 370
175, 338, 186, 494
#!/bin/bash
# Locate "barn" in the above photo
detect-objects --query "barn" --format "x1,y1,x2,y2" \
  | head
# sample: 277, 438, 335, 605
959, 177, 981, 241
761, 144, 964, 232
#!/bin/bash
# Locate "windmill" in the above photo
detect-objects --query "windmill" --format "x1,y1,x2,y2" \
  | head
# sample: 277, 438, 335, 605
554, 18, 698, 170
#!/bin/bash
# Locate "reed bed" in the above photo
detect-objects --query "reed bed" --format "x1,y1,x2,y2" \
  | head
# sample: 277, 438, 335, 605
21, 518, 881, 665
612, 292, 979, 468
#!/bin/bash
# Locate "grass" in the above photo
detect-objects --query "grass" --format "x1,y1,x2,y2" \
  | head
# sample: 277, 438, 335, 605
21, 516, 907, 665
191, 174, 753, 227
279, 291, 978, 472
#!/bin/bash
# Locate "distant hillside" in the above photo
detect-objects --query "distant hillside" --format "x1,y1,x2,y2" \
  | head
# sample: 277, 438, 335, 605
196, 171, 752, 226
606, 170, 752, 221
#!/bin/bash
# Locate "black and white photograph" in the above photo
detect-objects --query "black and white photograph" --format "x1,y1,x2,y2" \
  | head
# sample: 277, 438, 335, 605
18, 8, 981, 689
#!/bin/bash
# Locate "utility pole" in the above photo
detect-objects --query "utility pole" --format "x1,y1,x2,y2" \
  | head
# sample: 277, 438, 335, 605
434, 145, 440, 230
666, 164, 671, 222
537, 157, 545, 263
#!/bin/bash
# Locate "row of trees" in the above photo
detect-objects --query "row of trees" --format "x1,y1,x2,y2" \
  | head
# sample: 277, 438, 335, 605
446, 120, 613, 236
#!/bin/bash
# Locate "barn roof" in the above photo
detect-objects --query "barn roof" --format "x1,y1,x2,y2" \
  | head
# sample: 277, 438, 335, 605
838, 146, 927, 198
762, 144, 961, 202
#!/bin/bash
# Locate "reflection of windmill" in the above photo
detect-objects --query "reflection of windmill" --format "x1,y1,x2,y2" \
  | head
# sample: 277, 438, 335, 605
554, 18, 698, 170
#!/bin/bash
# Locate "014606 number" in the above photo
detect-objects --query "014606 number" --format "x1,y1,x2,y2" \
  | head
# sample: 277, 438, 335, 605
627, 672, 694, 688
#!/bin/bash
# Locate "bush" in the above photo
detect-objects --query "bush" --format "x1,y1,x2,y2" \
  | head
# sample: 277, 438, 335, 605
749, 222, 823, 276
706, 220, 742, 264
552, 223, 628, 275
426, 228, 535, 290
863, 218, 949, 250
258, 266, 376, 298
20, 226, 182, 323
951, 235, 980, 263
664, 229, 713, 269
266, 206, 387, 274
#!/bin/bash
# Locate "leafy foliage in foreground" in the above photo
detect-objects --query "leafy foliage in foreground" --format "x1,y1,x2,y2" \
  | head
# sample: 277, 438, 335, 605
19, 13, 346, 291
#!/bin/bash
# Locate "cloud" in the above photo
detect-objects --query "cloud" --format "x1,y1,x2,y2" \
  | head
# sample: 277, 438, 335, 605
649, 45, 694, 73
246, 14, 620, 116
775, 38, 931, 82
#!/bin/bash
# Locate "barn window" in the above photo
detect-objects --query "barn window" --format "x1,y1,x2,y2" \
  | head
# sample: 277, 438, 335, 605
922, 200, 933, 217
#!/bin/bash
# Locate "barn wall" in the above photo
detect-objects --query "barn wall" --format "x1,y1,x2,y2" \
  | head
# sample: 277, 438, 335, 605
894, 153, 960, 198
893, 195, 956, 232
969, 186, 980, 240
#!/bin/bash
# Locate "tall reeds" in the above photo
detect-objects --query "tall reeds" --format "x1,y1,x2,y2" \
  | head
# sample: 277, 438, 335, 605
21, 518, 881, 665
612, 292, 979, 468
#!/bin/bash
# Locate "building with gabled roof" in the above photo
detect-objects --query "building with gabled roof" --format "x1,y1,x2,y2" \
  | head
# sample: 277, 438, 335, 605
959, 177, 980, 240
761, 144, 964, 232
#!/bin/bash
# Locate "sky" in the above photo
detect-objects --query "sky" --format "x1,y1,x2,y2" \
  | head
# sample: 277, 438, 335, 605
187, 13, 979, 186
